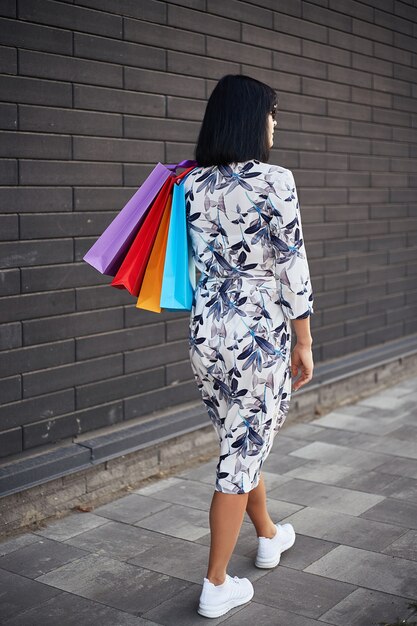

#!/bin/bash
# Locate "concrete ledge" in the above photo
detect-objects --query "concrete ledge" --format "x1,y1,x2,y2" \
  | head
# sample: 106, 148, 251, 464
1, 333, 417, 539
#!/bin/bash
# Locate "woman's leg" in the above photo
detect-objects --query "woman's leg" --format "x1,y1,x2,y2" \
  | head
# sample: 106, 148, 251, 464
206, 491, 249, 585
245, 472, 277, 538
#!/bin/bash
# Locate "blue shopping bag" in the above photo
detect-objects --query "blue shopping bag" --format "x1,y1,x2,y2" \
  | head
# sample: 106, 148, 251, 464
160, 175, 196, 310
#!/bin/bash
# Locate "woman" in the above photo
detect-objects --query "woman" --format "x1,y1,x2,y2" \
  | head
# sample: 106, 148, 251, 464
183, 74, 314, 619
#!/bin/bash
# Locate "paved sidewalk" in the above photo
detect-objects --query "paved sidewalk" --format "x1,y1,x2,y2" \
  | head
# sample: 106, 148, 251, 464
1, 376, 417, 626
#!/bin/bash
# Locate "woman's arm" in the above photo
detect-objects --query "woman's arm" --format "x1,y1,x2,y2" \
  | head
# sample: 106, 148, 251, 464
291, 316, 313, 347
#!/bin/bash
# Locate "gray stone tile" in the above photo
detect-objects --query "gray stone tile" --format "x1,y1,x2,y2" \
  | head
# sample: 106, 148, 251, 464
334, 467, 403, 494
371, 456, 417, 479
134, 503, 209, 540
36, 553, 191, 615
377, 475, 417, 501
319, 586, 414, 626
33, 511, 110, 541
2, 591, 158, 626
134, 478, 215, 512
313, 428, 373, 447
142, 582, 233, 625
0, 568, 62, 622
360, 497, 417, 530
280, 422, 327, 440
261, 452, 312, 474
64, 520, 168, 561
176, 459, 218, 485
220, 600, 336, 625
0, 532, 39, 556
268, 478, 385, 516
289, 441, 391, 470
284, 460, 359, 485
358, 393, 412, 411
93, 493, 172, 524
282, 506, 407, 552
133, 476, 184, 496
268, 434, 313, 455
388, 423, 417, 441
312, 411, 403, 436
352, 435, 417, 460
251, 564, 355, 619
0, 536, 88, 579
305, 544, 417, 598
382, 529, 417, 561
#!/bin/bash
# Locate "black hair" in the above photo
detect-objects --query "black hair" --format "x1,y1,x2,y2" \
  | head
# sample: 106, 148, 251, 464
194, 74, 278, 167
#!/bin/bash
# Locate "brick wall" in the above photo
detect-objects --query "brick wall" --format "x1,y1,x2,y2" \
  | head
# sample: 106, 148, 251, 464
0, 0, 416, 461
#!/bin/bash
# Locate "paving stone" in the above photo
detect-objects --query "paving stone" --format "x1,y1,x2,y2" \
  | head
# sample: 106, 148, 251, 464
93, 493, 172, 524
360, 497, 417, 529
333, 467, 404, 494
319, 586, 414, 626
289, 441, 391, 470
0, 536, 88, 579
251, 565, 355, 619
133, 476, 184, 495
352, 435, 417, 460
279, 423, 327, 440
261, 452, 312, 474
218, 600, 337, 625
377, 475, 417, 501
2, 591, 158, 625
0, 532, 39, 556
305, 544, 417, 598
371, 456, 417, 479
312, 411, 403, 435
268, 478, 385, 516
382, 529, 417, 561
134, 503, 210, 540
33, 511, 109, 541
36, 553, 191, 615
0, 568, 62, 622
64, 520, 168, 561
284, 460, 359, 485
282, 505, 407, 551
176, 459, 218, 484
132, 477, 215, 512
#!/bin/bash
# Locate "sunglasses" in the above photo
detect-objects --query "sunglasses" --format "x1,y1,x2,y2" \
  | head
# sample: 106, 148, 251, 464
270, 106, 278, 120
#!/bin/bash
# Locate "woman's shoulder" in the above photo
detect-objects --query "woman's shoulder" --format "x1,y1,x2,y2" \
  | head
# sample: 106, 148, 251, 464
183, 159, 292, 188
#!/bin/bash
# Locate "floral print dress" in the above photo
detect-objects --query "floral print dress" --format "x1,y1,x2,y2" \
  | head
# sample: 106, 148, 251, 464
183, 159, 314, 494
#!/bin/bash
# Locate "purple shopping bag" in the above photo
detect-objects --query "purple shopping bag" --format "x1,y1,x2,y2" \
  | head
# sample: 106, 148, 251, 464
83, 160, 197, 276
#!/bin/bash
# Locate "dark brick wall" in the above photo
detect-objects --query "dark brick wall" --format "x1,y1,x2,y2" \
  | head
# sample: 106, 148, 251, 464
0, 0, 416, 460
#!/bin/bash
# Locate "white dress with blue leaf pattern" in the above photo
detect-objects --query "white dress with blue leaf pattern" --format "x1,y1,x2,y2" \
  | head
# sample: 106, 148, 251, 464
184, 159, 314, 494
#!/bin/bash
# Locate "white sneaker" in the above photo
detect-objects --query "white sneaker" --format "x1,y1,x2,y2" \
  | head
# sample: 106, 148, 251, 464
255, 522, 296, 568
197, 573, 254, 618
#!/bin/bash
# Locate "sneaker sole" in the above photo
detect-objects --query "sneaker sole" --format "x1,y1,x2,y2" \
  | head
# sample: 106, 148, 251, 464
197, 588, 254, 618
254, 531, 296, 568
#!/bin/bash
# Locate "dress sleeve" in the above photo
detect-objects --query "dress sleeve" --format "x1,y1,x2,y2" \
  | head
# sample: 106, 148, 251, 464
268, 168, 315, 320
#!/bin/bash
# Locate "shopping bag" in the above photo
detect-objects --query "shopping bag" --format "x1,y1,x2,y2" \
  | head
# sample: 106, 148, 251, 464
110, 176, 174, 296
135, 189, 173, 313
83, 160, 197, 276
159, 175, 197, 311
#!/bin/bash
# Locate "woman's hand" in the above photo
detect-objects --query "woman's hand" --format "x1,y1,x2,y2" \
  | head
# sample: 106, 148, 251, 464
291, 342, 314, 392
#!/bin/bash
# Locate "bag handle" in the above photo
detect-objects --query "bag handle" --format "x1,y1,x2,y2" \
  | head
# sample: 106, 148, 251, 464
165, 159, 198, 171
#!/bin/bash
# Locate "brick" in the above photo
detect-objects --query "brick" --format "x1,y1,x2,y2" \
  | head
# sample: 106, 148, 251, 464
74, 32, 165, 71
273, 11, 327, 43
124, 379, 200, 420
19, 49, 123, 87
0, 322, 21, 350
74, 185, 143, 212
74, 84, 165, 116
0, 131, 71, 159
302, 77, 350, 101
273, 51, 326, 79
0, 389, 74, 430
73, 136, 164, 163
23, 401, 123, 450
19, 160, 123, 186
242, 23, 300, 54
19, 105, 122, 137
0, 339, 74, 378
166, 359, 194, 385
76, 367, 165, 408
0, 44, 17, 74
328, 29, 372, 55
78, 0, 167, 24
0, 239, 73, 269
22, 307, 124, 345
20, 212, 117, 239
0, 74, 71, 107
125, 67, 205, 98
0, 158, 17, 183
76, 322, 165, 360
0, 102, 17, 130
351, 121, 391, 140
22, 354, 123, 398
124, 339, 189, 374
0, 16, 72, 54
168, 49, 240, 79
168, 4, 240, 40
19, 0, 123, 38
206, 35, 272, 68
124, 115, 199, 142
0, 214, 18, 240
125, 16, 205, 54
208, 0, 272, 28
0, 427, 21, 458
0, 290, 75, 324
0, 186, 72, 213
0, 376, 21, 405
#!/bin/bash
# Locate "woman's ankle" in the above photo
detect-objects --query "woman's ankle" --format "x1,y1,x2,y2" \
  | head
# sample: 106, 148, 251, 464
206, 573, 227, 585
